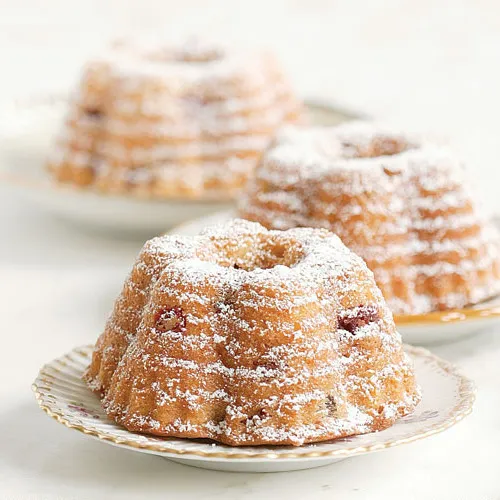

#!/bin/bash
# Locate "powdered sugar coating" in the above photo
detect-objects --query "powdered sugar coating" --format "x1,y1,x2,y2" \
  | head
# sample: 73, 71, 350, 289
85, 218, 419, 446
47, 38, 302, 199
240, 122, 500, 314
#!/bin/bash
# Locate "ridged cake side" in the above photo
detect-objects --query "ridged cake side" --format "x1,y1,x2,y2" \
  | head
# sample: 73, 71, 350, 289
47, 39, 302, 199
84, 235, 197, 392
239, 123, 500, 314
86, 219, 419, 446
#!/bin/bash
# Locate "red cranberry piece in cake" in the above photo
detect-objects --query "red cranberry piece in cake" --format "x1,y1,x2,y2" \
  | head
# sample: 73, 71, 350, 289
84, 107, 103, 120
154, 307, 186, 333
338, 305, 380, 334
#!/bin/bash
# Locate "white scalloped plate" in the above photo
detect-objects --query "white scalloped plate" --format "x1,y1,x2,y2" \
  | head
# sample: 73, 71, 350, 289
0, 95, 355, 237
32, 345, 474, 473
171, 211, 500, 345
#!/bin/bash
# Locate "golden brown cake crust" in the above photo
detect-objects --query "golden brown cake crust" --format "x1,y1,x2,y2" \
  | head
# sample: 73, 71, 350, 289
47, 38, 303, 200
239, 122, 500, 315
85, 219, 419, 446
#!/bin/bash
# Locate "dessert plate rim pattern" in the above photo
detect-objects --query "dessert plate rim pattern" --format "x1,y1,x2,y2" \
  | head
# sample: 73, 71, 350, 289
33, 344, 474, 466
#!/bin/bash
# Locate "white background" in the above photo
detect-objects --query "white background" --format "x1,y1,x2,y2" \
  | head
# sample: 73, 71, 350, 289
2, 1, 500, 499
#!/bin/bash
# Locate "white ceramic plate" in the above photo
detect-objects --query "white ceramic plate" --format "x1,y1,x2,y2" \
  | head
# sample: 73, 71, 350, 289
33, 345, 474, 473
0, 95, 354, 238
171, 211, 500, 345
393, 295, 500, 345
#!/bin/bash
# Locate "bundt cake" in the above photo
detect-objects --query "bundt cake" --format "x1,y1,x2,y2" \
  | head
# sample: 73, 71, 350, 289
85, 218, 419, 446
47, 38, 302, 199
239, 122, 500, 315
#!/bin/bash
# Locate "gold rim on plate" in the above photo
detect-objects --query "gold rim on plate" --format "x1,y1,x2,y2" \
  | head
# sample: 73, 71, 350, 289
32, 344, 475, 461
394, 295, 500, 326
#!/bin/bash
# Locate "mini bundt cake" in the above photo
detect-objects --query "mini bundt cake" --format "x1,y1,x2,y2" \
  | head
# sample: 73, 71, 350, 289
240, 122, 500, 315
47, 38, 302, 199
85, 218, 419, 446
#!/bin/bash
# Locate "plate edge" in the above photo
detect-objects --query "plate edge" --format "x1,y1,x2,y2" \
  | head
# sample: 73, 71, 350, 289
32, 344, 475, 461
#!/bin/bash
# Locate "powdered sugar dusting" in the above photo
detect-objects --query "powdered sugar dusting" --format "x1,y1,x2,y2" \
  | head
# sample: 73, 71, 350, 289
47, 37, 302, 199
86, 218, 419, 446
240, 121, 500, 314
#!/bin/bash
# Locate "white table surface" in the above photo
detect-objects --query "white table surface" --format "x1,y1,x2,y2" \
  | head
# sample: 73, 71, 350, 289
2, 1, 500, 498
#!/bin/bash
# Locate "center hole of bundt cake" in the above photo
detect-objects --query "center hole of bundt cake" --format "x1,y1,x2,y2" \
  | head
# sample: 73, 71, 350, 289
206, 237, 303, 271
144, 44, 224, 64
230, 242, 296, 271
344, 136, 410, 158
175, 39, 223, 63
175, 37, 224, 64
175, 49, 223, 63
148, 39, 223, 64
147, 50, 221, 63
